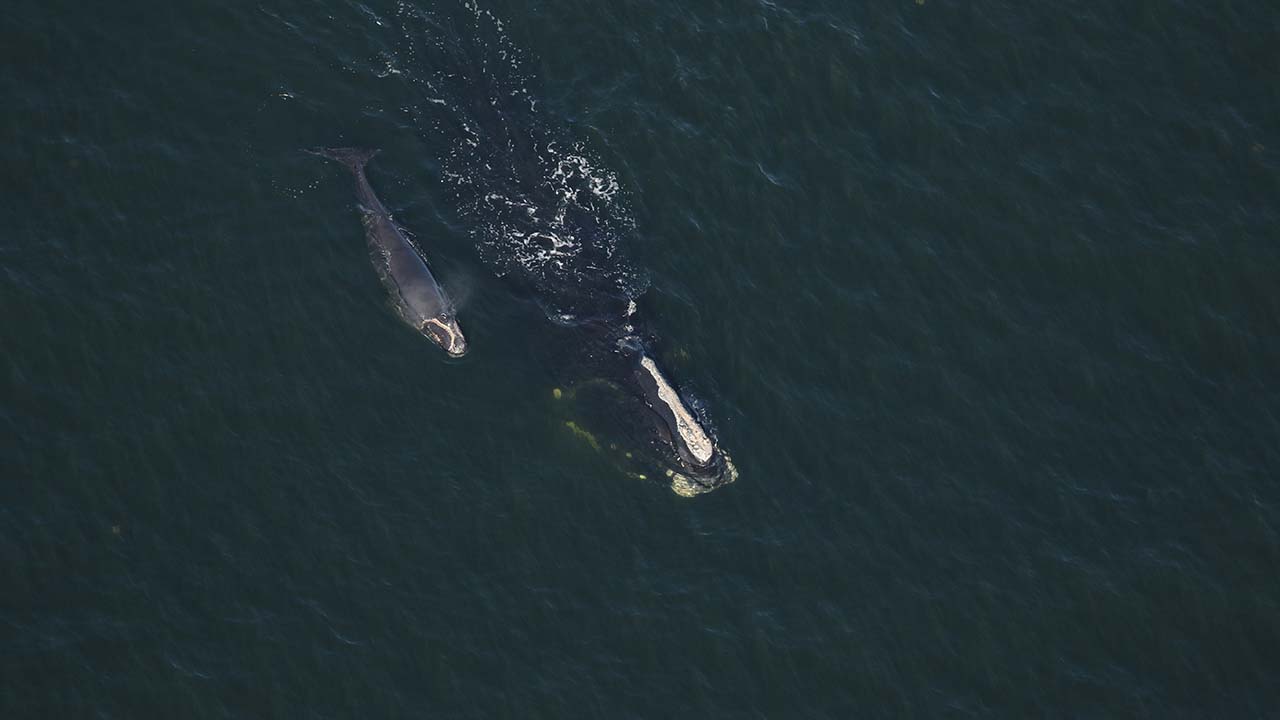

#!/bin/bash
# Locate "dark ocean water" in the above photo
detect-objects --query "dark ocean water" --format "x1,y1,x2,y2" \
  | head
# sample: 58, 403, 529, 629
4, 0, 1280, 716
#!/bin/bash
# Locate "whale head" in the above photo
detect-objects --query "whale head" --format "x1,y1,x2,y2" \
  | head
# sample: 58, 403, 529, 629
555, 354, 738, 496
421, 314, 468, 357
629, 350, 736, 494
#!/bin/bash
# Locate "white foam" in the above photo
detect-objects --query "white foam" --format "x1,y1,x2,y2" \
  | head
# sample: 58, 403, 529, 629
395, 0, 641, 308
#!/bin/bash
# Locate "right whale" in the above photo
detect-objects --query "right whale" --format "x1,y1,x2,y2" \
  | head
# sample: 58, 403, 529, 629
398, 4, 737, 493
437, 108, 739, 493
312, 147, 467, 358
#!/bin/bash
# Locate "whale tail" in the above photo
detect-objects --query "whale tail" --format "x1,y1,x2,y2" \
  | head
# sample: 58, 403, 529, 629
308, 147, 381, 173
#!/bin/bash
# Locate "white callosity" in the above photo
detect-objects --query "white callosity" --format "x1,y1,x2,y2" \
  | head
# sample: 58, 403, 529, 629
639, 356, 714, 465
421, 316, 466, 356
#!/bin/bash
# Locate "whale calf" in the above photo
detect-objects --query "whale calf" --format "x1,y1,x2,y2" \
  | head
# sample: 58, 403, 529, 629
313, 148, 467, 357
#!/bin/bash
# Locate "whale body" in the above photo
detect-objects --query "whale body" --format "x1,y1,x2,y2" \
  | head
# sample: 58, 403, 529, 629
314, 148, 467, 357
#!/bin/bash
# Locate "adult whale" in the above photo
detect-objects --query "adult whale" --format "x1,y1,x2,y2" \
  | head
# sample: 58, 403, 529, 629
312, 148, 467, 357
437, 106, 739, 492
395, 3, 736, 492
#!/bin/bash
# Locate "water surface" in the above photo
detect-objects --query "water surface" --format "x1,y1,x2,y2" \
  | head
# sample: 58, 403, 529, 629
4, 0, 1279, 716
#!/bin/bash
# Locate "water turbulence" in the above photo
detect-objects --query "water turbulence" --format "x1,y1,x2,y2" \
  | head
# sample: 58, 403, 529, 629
388, 1, 736, 494
391, 1, 641, 320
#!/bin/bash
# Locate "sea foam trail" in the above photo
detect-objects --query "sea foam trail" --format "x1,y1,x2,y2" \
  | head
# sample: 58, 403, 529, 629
389, 0, 646, 322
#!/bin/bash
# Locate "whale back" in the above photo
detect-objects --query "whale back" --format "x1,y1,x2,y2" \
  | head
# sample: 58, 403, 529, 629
363, 212, 450, 325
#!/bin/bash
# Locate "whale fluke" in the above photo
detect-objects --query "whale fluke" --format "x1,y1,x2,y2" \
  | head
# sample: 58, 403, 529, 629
308, 147, 381, 173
